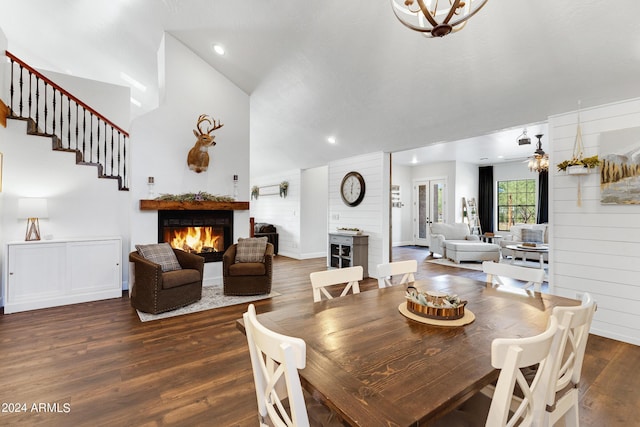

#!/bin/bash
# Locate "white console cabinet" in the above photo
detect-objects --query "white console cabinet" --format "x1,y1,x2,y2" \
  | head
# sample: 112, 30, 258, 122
3, 237, 122, 314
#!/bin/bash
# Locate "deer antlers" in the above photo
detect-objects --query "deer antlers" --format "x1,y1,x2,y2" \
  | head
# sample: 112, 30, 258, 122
196, 114, 223, 135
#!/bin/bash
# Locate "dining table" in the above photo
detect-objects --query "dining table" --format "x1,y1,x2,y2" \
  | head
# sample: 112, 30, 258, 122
236, 274, 578, 426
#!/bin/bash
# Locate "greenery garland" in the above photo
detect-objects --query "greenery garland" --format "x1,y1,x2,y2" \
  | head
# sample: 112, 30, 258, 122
154, 192, 235, 202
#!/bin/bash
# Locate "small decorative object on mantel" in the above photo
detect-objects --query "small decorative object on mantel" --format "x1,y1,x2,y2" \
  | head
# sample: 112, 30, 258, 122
251, 186, 259, 200
187, 114, 223, 173
279, 181, 289, 198
154, 192, 235, 202
336, 227, 362, 235
556, 101, 601, 206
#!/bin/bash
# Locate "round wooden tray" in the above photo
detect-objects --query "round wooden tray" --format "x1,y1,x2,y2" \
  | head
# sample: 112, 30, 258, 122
398, 303, 475, 327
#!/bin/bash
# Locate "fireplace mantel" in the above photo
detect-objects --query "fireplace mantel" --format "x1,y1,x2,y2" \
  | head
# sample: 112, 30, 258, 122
139, 200, 249, 211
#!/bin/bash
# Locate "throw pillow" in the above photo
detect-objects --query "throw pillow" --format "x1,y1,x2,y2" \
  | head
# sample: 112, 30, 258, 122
136, 243, 182, 272
521, 228, 544, 243
235, 237, 268, 263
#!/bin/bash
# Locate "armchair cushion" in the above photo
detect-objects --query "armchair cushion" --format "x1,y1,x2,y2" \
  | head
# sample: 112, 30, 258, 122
236, 237, 268, 263
229, 262, 267, 276
162, 269, 202, 289
135, 243, 181, 272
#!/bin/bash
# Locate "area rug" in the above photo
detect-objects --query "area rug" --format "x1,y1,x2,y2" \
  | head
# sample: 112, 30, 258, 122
136, 285, 280, 322
426, 258, 547, 272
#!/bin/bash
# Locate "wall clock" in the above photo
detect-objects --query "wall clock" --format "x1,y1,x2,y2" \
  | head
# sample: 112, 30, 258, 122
340, 171, 366, 207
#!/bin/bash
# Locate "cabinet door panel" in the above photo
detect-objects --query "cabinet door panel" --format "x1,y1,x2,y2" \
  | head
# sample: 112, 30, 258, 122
68, 240, 121, 292
8, 243, 66, 302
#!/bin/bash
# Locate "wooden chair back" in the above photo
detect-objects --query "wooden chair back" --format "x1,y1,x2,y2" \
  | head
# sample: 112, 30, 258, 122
309, 266, 363, 302
483, 261, 545, 292
487, 315, 565, 426
243, 304, 310, 427
543, 293, 596, 426
376, 260, 417, 288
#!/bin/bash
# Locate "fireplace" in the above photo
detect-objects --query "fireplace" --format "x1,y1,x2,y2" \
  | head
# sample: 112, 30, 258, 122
158, 210, 233, 263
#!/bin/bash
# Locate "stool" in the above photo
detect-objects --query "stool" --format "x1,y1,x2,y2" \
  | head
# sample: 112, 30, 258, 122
445, 241, 500, 264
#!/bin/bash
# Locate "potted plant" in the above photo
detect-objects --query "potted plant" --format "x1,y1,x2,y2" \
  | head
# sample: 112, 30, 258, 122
279, 181, 289, 198
556, 155, 600, 174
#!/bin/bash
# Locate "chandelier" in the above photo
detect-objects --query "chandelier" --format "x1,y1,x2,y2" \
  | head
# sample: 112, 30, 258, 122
390, 0, 490, 38
528, 134, 549, 173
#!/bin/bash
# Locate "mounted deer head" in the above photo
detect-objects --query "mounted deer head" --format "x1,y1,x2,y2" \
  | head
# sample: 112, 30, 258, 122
187, 114, 224, 173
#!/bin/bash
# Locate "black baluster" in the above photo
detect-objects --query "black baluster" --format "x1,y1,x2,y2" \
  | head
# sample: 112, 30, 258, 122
28, 72, 32, 121
117, 132, 122, 182
110, 127, 115, 176
9, 60, 14, 116
34, 76, 40, 131
122, 135, 127, 189
52, 87, 56, 137
67, 96, 72, 150
44, 81, 49, 134
96, 118, 101, 166
75, 103, 79, 151
82, 108, 87, 161
18, 65, 24, 117
89, 113, 94, 163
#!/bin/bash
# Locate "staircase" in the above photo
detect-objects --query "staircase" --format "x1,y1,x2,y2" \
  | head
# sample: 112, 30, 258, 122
3, 51, 129, 191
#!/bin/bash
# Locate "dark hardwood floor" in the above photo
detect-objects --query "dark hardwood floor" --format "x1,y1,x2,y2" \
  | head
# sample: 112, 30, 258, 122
0, 247, 638, 426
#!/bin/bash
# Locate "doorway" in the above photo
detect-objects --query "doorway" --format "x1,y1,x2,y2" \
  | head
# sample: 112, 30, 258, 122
414, 179, 446, 247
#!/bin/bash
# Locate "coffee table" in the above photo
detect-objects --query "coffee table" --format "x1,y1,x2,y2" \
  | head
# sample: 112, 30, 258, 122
505, 244, 548, 269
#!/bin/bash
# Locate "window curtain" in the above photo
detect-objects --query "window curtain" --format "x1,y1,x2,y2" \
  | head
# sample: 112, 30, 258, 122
478, 166, 494, 233
537, 170, 548, 224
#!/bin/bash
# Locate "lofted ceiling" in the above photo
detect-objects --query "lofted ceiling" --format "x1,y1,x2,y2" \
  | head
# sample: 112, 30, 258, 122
2, 1, 640, 177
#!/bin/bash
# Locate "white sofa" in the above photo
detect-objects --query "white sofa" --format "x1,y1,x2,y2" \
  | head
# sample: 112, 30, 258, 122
499, 223, 549, 262
429, 223, 479, 258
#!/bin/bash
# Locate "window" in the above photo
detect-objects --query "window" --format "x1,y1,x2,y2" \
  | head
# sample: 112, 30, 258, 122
497, 179, 536, 231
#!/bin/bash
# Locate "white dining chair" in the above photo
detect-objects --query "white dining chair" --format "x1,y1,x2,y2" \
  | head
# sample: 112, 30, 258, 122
244, 303, 310, 427
543, 293, 597, 427
243, 304, 344, 427
375, 260, 417, 288
483, 261, 545, 293
432, 315, 566, 427
309, 266, 362, 302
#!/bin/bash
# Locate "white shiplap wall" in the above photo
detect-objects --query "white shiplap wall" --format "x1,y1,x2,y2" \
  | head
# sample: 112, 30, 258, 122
549, 97, 640, 345
250, 170, 302, 259
328, 152, 391, 277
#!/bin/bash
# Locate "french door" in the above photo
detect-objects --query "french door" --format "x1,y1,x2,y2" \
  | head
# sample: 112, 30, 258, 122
414, 179, 446, 246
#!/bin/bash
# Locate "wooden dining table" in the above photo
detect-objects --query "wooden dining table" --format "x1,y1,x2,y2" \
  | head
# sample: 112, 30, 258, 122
236, 274, 578, 426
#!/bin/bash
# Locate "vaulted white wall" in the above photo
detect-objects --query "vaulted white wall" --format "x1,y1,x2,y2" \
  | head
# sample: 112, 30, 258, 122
549, 97, 640, 345
129, 33, 250, 286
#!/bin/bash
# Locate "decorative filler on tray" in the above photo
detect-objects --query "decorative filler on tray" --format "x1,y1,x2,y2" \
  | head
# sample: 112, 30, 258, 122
336, 227, 362, 235
405, 287, 467, 320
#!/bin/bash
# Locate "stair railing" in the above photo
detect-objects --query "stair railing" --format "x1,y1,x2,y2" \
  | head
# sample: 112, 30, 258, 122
5, 50, 129, 191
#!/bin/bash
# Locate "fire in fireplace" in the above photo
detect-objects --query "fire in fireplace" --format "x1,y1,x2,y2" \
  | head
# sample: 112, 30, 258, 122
158, 210, 233, 262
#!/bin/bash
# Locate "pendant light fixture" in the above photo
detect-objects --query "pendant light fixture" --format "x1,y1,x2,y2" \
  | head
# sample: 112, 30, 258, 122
390, 0, 490, 38
528, 134, 549, 173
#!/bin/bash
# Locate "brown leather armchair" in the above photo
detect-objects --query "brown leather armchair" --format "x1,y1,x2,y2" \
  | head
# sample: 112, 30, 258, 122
223, 242, 274, 296
129, 248, 204, 314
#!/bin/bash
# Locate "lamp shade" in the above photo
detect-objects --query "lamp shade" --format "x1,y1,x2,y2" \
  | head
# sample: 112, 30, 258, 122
18, 198, 49, 219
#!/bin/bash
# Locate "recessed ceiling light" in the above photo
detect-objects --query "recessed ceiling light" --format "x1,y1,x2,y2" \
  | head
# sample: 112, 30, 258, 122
327, 137, 336, 144
212, 44, 225, 55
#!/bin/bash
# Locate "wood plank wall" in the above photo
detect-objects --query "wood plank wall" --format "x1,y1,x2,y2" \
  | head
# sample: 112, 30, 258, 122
549, 97, 640, 345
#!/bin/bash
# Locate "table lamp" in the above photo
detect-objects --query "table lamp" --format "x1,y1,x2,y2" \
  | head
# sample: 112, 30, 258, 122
18, 198, 48, 241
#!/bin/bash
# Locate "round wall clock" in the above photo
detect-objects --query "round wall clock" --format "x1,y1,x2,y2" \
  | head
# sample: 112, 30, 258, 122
340, 171, 366, 207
